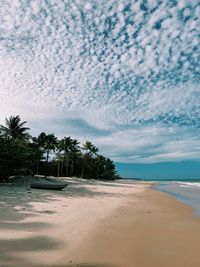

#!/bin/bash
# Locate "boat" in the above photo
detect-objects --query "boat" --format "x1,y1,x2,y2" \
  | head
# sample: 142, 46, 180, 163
30, 183, 68, 190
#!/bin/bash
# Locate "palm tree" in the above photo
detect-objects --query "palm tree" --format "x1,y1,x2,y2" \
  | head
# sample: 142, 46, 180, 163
35, 132, 58, 163
81, 141, 99, 178
55, 137, 80, 177
0, 115, 30, 140
59, 137, 73, 177
69, 139, 80, 176
90, 145, 99, 157
55, 151, 63, 177
29, 140, 44, 175
34, 132, 58, 177
82, 141, 98, 156
103, 158, 116, 180
0, 115, 118, 180
95, 155, 105, 179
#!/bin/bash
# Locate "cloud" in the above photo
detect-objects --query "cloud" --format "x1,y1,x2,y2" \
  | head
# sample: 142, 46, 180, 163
0, 0, 199, 163
93, 125, 200, 163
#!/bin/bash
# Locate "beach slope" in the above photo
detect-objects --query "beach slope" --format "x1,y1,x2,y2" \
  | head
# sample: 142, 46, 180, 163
0, 178, 200, 267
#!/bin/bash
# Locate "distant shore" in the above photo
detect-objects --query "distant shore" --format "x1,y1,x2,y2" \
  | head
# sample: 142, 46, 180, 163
0, 178, 200, 267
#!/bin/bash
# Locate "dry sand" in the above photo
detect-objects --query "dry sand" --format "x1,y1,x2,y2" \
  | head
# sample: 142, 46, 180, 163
0, 178, 148, 267
70, 189, 200, 267
0, 178, 200, 267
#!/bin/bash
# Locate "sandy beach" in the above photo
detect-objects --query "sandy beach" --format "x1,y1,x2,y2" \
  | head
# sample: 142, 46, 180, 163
0, 178, 200, 267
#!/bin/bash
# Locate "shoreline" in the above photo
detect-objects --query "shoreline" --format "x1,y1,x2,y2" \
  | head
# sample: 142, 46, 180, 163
66, 188, 200, 267
1, 179, 200, 266
154, 180, 200, 218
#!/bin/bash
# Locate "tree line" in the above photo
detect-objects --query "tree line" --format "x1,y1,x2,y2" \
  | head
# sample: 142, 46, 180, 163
0, 115, 119, 181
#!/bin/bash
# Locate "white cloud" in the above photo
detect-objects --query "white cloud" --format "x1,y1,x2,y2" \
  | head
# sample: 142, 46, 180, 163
93, 126, 200, 163
0, 0, 199, 163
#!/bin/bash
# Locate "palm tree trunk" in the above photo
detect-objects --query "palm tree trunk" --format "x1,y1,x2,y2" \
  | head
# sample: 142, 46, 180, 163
36, 161, 39, 175
81, 158, 86, 178
61, 158, 64, 176
57, 160, 60, 177
46, 150, 50, 163
70, 164, 73, 176
45, 150, 50, 177
95, 161, 100, 179
70, 159, 74, 176
81, 165, 85, 178
65, 154, 69, 177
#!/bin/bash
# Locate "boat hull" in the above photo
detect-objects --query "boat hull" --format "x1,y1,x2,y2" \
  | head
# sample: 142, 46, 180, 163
30, 183, 67, 190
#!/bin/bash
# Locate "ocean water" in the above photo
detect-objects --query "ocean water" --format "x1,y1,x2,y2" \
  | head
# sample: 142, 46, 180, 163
154, 181, 200, 217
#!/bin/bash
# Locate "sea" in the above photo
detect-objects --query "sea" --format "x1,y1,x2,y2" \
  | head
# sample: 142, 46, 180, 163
154, 181, 200, 217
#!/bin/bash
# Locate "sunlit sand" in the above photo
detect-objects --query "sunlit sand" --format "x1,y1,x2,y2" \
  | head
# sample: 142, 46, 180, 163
1, 178, 200, 267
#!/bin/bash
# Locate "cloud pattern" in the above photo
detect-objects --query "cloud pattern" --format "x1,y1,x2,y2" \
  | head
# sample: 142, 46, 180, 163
0, 0, 200, 163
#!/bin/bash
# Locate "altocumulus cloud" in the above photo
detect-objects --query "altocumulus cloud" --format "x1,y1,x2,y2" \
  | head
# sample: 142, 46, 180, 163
0, 0, 200, 163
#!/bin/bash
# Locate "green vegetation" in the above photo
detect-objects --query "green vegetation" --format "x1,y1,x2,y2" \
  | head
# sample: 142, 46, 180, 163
0, 115, 118, 181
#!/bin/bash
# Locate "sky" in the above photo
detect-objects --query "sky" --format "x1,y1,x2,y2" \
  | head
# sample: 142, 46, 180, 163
0, 0, 200, 179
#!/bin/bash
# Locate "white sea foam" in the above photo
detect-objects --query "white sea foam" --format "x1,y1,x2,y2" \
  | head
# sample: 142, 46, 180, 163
177, 182, 200, 189
156, 181, 200, 217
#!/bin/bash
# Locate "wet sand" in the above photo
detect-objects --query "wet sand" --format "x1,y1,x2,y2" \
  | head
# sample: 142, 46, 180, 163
0, 178, 200, 267
69, 189, 200, 267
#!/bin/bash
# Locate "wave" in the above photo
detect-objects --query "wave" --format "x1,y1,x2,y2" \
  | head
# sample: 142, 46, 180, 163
177, 182, 200, 189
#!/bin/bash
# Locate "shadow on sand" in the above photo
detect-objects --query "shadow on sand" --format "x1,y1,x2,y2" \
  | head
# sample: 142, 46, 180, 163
0, 179, 134, 267
0, 180, 131, 222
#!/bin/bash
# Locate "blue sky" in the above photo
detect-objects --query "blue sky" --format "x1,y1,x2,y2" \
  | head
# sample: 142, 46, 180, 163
0, 0, 200, 179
